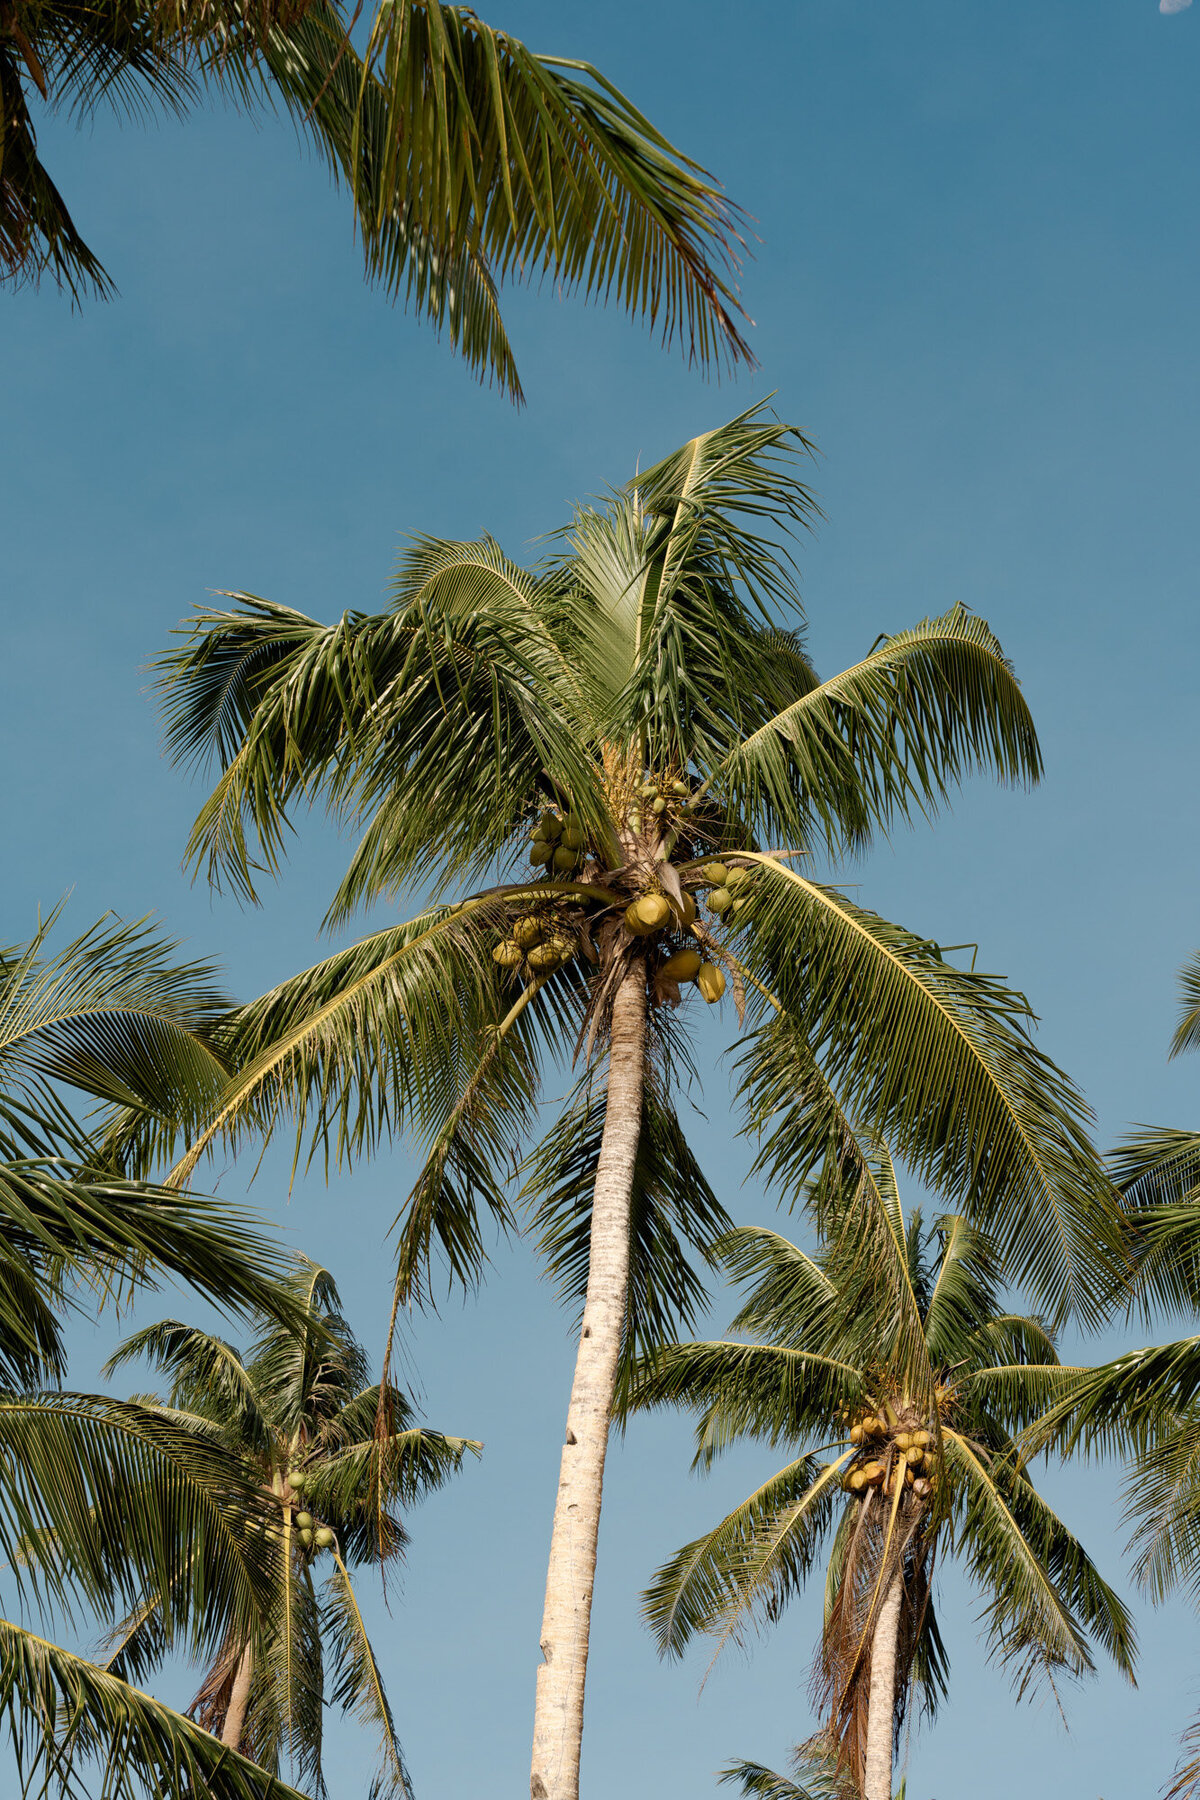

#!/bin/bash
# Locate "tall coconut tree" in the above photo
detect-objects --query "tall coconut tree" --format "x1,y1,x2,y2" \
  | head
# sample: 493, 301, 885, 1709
151, 403, 1118, 1800
0, 906, 327, 1799
4, 0, 751, 399
629, 1121, 1135, 1800
99, 1259, 477, 1797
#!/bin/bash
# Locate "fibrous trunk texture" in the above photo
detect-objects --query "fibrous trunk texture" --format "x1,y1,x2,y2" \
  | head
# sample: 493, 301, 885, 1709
530, 964, 647, 1800
221, 1640, 254, 1752
863, 1569, 904, 1800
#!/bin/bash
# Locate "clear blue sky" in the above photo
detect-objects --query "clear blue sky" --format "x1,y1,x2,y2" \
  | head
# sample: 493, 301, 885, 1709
4, 2, 1200, 1795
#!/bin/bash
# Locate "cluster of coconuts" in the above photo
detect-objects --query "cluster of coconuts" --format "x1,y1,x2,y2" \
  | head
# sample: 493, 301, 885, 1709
623, 889, 726, 1003
287, 1471, 336, 1553
841, 1412, 939, 1502
493, 911, 577, 975
698, 861, 756, 923
527, 809, 587, 877
628, 777, 693, 835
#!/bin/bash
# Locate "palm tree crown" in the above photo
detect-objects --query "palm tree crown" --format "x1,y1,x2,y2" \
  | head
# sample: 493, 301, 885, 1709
630, 1140, 1135, 1800
102, 1260, 478, 1798
151, 401, 1118, 1800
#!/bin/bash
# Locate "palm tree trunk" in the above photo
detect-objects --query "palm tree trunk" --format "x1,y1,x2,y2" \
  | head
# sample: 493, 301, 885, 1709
221, 1640, 254, 1753
863, 1568, 904, 1800
530, 963, 647, 1800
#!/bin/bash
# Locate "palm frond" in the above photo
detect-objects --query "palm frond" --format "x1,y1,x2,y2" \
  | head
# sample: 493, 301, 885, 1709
1112, 1126, 1200, 1319
1171, 951, 1200, 1058
0, 1618, 308, 1800
741, 863, 1121, 1326
322, 1554, 412, 1800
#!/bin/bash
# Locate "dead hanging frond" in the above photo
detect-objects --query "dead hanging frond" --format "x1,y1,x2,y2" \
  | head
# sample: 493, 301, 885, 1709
814, 1490, 934, 1793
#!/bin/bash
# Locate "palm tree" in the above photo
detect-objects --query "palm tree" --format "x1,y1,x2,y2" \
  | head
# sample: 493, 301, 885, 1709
629, 1128, 1135, 1800
0, 906, 328, 1798
4, 0, 751, 399
99, 1259, 477, 1797
151, 402, 1118, 1800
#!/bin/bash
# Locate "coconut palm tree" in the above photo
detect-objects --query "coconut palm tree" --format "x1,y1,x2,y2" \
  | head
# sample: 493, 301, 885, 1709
99, 1258, 477, 1797
629, 1122, 1135, 1800
0, 906, 330, 1799
150, 402, 1119, 1800
3, 0, 751, 399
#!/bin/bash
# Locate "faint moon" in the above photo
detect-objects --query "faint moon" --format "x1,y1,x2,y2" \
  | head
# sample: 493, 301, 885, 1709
1161, 0, 1193, 13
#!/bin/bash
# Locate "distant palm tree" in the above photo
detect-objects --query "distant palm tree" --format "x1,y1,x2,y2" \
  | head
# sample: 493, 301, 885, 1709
630, 1126, 1134, 1800
101, 1259, 477, 1797
0, 906, 320, 1799
2, 0, 752, 399
151, 404, 1119, 1800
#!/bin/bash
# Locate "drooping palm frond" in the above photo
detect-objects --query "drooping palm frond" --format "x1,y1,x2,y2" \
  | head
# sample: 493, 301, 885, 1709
718, 1751, 857, 1800
740, 862, 1122, 1326
525, 1067, 732, 1387
0, 1392, 276, 1646
1171, 951, 1200, 1059
0, 1618, 309, 1800
102, 1321, 268, 1450
1110, 1126, 1200, 1319
322, 1554, 413, 1800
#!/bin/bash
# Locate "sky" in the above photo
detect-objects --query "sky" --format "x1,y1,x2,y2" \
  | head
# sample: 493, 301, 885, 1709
3, 1, 1200, 1795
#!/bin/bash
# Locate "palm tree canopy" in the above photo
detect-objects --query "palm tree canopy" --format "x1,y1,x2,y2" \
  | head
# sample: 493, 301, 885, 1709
627, 1133, 1134, 1788
99, 1259, 478, 1797
3, 0, 752, 398
0, 906, 312, 1386
151, 402, 1117, 1329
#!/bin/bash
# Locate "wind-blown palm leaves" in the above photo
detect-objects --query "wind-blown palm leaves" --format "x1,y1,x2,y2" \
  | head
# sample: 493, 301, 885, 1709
152, 402, 1117, 1800
100, 1260, 477, 1798
628, 1141, 1134, 1800
4, 0, 751, 398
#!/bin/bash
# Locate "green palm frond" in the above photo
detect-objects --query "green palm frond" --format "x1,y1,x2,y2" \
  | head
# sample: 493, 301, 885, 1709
642, 1454, 849, 1659
525, 1068, 733, 1387
1171, 951, 1200, 1058
350, 3, 753, 400
0, 1393, 275, 1643
944, 1427, 1136, 1694
723, 606, 1041, 854
1111, 1126, 1200, 1318
322, 1554, 412, 1800
103, 1321, 267, 1449
741, 862, 1121, 1325
0, 1618, 308, 1800
718, 1753, 857, 1800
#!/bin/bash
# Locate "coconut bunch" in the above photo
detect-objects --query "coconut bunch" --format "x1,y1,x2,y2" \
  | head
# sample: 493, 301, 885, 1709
840, 1401, 941, 1503
695, 859, 759, 928
282, 1467, 337, 1555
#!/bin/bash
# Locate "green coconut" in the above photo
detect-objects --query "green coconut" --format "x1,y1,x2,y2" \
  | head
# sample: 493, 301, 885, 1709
539, 812, 563, 841
700, 862, 729, 886
552, 845, 578, 872
660, 947, 702, 982
294, 1512, 313, 1530
561, 824, 585, 850
707, 886, 732, 914
288, 1471, 307, 1493
314, 1526, 335, 1549
651, 795, 668, 815
530, 841, 554, 867
670, 779, 689, 795
634, 893, 672, 931
299, 1527, 314, 1548
696, 963, 726, 1003
725, 866, 750, 891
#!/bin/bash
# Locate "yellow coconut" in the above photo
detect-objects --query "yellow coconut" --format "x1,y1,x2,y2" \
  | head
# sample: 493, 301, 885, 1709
862, 1461, 884, 1484
678, 893, 698, 926
492, 941, 522, 967
661, 947, 703, 982
895, 1432, 913, 1452
912, 1429, 932, 1448
697, 963, 726, 1003
849, 1469, 867, 1492
513, 916, 544, 949
700, 862, 729, 886
707, 886, 732, 915
634, 894, 672, 931
526, 943, 563, 971
849, 1423, 865, 1445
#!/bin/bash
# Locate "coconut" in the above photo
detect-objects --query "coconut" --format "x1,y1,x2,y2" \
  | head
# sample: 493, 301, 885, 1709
526, 943, 564, 971
707, 887, 732, 915
513, 916, 544, 949
289, 1471, 307, 1493
862, 1461, 884, 1483
895, 1432, 912, 1451
314, 1526, 335, 1549
639, 782, 658, 798
849, 1423, 865, 1445
634, 894, 672, 931
561, 825, 585, 850
670, 779, 689, 795
904, 1466, 916, 1487
651, 796, 668, 815
700, 863, 729, 886
677, 893, 698, 926
553, 846, 578, 872
660, 947, 702, 982
299, 1527, 314, 1548
725, 866, 750, 891
697, 964, 726, 1003
530, 842, 555, 868
539, 812, 563, 841
912, 1429, 932, 1448
493, 941, 523, 967
849, 1469, 867, 1492
295, 1512, 313, 1530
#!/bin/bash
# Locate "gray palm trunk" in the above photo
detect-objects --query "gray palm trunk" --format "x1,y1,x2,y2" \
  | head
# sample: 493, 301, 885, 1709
221, 1640, 254, 1752
530, 965, 648, 1800
863, 1570, 904, 1800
